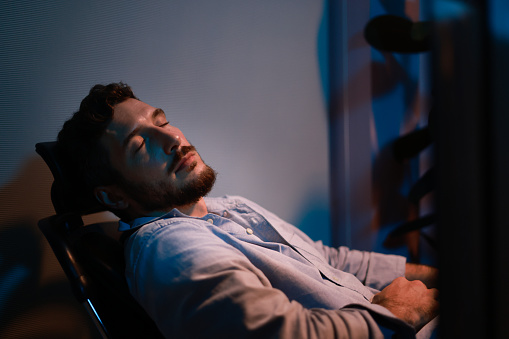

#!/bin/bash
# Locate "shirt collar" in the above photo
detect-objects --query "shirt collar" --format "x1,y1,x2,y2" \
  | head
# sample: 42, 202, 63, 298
118, 208, 189, 231
117, 196, 231, 231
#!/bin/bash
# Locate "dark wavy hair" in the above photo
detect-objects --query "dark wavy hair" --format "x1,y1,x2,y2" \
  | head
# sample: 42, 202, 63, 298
57, 82, 137, 196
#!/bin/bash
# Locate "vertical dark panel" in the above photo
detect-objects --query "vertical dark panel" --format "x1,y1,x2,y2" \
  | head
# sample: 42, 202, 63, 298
490, 0, 509, 335
327, 0, 349, 247
433, 0, 495, 337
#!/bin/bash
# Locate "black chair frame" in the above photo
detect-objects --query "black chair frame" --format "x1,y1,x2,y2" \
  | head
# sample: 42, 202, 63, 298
36, 141, 164, 338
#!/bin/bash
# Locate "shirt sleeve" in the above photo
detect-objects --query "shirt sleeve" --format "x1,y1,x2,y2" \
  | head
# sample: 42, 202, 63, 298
313, 242, 407, 290
125, 220, 415, 339
235, 195, 407, 291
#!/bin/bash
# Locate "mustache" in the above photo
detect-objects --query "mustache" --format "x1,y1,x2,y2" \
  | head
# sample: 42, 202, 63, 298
168, 145, 196, 173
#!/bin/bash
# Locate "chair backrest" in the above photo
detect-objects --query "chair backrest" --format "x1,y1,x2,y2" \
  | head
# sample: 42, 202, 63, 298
36, 141, 164, 339
35, 141, 105, 215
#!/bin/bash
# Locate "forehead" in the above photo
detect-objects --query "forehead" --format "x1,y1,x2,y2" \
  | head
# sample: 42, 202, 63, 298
110, 98, 157, 130
101, 98, 158, 149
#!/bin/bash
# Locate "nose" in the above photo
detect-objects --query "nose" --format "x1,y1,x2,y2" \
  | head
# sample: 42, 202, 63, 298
160, 130, 181, 155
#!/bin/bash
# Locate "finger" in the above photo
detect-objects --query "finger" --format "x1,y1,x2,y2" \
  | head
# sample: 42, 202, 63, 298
393, 276, 409, 285
430, 287, 439, 300
409, 279, 427, 289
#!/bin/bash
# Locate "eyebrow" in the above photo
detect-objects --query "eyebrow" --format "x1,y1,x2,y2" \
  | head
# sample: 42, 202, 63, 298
122, 108, 166, 148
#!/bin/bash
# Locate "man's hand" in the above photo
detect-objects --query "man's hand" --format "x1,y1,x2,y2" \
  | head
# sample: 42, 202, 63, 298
405, 263, 438, 288
371, 277, 439, 332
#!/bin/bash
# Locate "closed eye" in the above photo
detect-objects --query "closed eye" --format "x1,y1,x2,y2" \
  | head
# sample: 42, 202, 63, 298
132, 122, 167, 154
134, 138, 146, 153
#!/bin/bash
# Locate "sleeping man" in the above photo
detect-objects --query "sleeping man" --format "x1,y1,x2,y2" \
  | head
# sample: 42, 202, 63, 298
57, 82, 438, 338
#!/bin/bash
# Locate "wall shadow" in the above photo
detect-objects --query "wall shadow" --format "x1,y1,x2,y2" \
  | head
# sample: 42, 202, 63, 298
370, 48, 426, 261
0, 155, 100, 338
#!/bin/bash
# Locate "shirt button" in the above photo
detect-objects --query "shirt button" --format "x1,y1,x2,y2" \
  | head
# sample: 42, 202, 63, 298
246, 228, 254, 235
222, 211, 228, 217
207, 218, 214, 224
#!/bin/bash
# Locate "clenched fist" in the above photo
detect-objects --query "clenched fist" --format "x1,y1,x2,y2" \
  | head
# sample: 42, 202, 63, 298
371, 277, 439, 332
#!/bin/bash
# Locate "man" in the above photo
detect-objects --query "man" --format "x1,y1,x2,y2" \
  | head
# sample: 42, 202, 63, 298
58, 83, 439, 338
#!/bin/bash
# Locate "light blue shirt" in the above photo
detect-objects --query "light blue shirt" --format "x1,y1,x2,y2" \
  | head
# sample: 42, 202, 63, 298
120, 196, 429, 338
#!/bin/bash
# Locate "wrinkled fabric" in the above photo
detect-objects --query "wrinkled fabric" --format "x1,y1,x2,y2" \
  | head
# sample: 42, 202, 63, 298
121, 196, 426, 338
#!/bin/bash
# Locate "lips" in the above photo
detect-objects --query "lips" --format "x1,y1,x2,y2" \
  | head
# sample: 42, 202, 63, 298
167, 145, 197, 174
175, 152, 196, 173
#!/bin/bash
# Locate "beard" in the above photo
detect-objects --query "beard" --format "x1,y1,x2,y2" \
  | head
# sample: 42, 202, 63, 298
118, 146, 217, 213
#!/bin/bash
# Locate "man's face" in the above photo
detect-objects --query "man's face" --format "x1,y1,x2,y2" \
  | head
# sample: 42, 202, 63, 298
100, 98, 215, 214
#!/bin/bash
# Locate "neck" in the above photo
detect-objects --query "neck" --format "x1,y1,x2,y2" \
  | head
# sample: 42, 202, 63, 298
175, 197, 208, 217
126, 197, 208, 221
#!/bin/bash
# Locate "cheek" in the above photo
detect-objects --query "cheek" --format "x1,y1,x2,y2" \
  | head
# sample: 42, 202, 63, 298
133, 153, 151, 166
124, 156, 169, 180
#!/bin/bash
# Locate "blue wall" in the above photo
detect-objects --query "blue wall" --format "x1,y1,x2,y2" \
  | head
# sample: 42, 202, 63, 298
0, 1, 329, 337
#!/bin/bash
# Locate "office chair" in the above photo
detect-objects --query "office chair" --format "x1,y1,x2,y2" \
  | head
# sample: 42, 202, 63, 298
36, 141, 164, 339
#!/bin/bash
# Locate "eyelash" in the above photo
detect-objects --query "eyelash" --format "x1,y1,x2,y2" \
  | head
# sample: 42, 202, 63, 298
134, 122, 170, 153
135, 139, 145, 153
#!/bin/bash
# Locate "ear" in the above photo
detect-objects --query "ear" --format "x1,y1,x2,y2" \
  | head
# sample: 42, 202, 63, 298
94, 185, 129, 210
